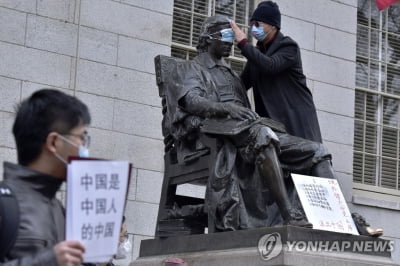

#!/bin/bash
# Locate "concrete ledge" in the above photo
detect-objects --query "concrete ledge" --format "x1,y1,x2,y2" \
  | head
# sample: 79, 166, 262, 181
138, 226, 392, 258
131, 226, 395, 265
130, 247, 396, 266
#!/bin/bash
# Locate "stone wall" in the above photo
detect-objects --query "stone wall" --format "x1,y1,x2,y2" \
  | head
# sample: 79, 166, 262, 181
277, 0, 399, 262
1, 0, 399, 264
0, 0, 173, 262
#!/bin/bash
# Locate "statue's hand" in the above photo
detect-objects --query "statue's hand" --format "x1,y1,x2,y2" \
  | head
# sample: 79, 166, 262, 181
221, 102, 259, 121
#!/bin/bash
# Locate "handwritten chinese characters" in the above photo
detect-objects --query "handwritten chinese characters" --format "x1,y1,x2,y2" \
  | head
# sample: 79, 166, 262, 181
301, 183, 333, 211
292, 174, 358, 235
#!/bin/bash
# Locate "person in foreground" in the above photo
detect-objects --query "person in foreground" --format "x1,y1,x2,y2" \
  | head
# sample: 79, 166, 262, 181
0, 89, 90, 265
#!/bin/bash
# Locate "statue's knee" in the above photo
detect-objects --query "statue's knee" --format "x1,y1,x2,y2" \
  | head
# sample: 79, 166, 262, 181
301, 142, 335, 179
314, 143, 332, 162
311, 159, 336, 179
256, 144, 279, 166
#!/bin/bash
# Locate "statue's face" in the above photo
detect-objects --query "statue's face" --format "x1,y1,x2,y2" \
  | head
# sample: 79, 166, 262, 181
207, 24, 233, 59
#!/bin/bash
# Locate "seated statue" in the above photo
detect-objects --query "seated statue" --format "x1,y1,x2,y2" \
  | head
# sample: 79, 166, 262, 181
161, 15, 382, 236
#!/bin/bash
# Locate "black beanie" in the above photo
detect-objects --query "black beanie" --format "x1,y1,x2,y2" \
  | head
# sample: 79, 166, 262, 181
251, 1, 281, 29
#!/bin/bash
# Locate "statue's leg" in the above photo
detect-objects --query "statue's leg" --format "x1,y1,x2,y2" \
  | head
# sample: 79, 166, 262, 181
257, 145, 312, 228
311, 159, 336, 179
281, 138, 383, 236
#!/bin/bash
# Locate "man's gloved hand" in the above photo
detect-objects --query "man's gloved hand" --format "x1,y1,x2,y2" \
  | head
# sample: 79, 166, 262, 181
220, 102, 259, 121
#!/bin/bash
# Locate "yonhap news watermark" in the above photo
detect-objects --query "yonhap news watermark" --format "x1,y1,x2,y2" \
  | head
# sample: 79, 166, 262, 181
257, 233, 394, 261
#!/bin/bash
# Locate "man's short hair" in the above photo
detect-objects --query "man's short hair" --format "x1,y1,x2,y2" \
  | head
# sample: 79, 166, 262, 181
13, 89, 91, 165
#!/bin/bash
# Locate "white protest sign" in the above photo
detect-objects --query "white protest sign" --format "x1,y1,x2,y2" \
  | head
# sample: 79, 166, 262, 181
291, 174, 359, 235
66, 160, 130, 262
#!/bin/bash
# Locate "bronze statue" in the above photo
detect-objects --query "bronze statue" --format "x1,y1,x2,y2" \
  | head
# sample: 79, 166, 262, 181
160, 15, 343, 231
157, 15, 382, 237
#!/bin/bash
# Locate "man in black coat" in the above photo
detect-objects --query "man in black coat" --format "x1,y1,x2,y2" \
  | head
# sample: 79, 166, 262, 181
231, 1, 322, 143
231, 2, 383, 236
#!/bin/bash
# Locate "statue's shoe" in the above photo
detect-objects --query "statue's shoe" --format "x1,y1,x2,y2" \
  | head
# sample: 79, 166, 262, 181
285, 218, 313, 228
284, 209, 313, 228
364, 227, 384, 237
351, 212, 383, 237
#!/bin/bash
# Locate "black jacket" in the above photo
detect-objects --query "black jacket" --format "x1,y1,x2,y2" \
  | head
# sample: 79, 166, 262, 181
1, 162, 64, 266
240, 32, 322, 143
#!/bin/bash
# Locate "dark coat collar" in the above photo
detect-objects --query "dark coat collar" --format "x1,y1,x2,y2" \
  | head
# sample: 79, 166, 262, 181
257, 32, 288, 55
3, 162, 63, 199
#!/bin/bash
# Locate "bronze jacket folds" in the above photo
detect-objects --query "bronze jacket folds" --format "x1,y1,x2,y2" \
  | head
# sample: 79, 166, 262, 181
2, 162, 64, 266
240, 32, 323, 143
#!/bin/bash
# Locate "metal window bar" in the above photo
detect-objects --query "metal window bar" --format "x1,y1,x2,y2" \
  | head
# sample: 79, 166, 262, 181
354, 0, 400, 192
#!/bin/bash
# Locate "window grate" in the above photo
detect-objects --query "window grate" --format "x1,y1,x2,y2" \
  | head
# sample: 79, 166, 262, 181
354, 0, 400, 192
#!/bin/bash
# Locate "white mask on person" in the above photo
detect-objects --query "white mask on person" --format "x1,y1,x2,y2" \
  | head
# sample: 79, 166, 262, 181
54, 134, 90, 164
114, 237, 132, 259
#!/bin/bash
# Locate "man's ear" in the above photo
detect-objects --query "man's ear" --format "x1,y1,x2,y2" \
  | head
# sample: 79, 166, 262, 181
45, 132, 59, 154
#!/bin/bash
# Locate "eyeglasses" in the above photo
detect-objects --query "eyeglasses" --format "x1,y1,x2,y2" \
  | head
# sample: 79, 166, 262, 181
63, 133, 91, 148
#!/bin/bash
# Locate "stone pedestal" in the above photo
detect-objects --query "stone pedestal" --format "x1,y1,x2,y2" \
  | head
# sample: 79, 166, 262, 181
130, 226, 396, 266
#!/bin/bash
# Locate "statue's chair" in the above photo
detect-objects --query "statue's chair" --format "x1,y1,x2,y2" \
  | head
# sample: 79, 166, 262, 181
154, 55, 217, 237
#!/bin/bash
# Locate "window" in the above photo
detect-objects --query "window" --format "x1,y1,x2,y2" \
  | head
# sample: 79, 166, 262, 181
171, 0, 255, 74
354, 0, 400, 194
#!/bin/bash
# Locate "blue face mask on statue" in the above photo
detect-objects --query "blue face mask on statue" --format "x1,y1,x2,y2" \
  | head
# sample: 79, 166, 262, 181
251, 25, 266, 41
208, 28, 235, 43
219, 28, 235, 43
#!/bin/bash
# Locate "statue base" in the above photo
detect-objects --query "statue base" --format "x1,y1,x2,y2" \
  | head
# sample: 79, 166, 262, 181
130, 226, 395, 266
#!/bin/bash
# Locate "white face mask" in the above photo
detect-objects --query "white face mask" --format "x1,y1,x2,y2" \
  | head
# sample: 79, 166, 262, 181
78, 146, 90, 157
55, 134, 90, 164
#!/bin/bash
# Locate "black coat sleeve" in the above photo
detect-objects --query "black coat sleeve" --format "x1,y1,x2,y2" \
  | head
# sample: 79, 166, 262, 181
240, 62, 252, 90
240, 42, 298, 75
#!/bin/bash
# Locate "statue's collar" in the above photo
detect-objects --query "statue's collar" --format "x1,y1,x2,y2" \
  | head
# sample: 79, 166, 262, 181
195, 52, 231, 69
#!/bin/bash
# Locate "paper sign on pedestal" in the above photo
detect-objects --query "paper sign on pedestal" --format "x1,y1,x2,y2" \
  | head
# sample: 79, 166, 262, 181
66, 159, 131, 262
291, 174, 359, 235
